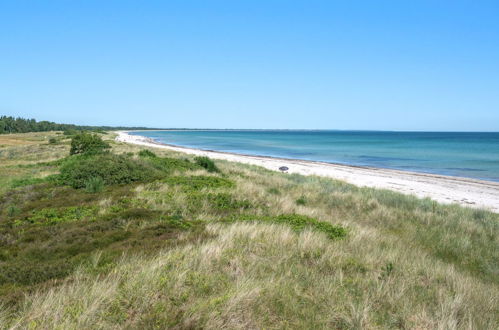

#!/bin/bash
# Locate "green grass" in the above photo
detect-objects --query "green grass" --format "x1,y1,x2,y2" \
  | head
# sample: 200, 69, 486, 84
0, 131, 497, 329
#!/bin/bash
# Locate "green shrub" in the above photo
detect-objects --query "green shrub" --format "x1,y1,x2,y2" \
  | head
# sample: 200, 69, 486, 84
57, 152, 206, 189
48, 137, 57, 144
58, 154, 160, 189
138, 149, 157, 158
69, 132, 110, 155
85, 177, 105, 193
194, 156, 219, 173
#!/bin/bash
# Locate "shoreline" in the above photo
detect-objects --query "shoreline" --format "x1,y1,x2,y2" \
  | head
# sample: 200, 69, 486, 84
115, 131, 499, 213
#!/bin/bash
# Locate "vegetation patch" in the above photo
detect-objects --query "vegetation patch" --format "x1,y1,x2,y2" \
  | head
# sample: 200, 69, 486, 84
208, 193, 252, 212
10, 177, 51, 188
224, 214, 347, 240
85, 176, 105, 193
13, 206, 97, 226
138, 149, 157, 158
296, 196, 307, 205
69, 132, 110, 155
16, 158, 65, 169
164, 175, 234, 190
57, 154, 160, 188
56, 153, 207, 190
148, 156, 201, 173
194, 156, 220, 173
185, 192, 252, 214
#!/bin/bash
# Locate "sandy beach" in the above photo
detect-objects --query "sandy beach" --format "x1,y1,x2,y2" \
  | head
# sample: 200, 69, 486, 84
116, 131, 499, 213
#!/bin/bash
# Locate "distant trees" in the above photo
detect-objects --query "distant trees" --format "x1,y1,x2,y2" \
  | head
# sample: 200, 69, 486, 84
0, 115, 155, 134
0, 116, 69, 134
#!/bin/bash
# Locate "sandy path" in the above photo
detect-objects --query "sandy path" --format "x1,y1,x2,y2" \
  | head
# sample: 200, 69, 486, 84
116, 131, 499, 213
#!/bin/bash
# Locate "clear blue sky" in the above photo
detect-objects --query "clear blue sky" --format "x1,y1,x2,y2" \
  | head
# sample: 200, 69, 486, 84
1, 1, 498, 131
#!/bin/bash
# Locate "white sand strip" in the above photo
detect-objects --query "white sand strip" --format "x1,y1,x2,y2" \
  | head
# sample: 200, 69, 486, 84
116, 131, 499, 213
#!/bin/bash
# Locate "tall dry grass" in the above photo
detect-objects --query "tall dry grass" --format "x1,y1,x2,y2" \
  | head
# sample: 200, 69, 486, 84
3, 222, 497, 329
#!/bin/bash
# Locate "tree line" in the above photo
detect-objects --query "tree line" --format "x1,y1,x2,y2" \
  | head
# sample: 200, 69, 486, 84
0, 116, 155, 134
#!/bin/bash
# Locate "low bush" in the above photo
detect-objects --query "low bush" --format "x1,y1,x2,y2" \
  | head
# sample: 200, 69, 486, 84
58, 154, 160, 189
69, 132, 110, 155
57, 153, 203, 189
194, 156, 219, 173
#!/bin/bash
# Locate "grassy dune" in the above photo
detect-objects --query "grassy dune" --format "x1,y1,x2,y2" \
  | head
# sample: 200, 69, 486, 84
0, 132, 497, 329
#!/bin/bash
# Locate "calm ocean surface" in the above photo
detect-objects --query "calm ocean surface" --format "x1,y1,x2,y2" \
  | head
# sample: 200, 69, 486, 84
130, 130, 499, 182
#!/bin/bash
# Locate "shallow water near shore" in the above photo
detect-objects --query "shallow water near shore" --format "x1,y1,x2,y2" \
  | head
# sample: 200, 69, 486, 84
130, 130, 499, 182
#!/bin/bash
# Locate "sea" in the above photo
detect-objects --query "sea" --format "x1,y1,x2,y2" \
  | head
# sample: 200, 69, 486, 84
129, 130, 499, 182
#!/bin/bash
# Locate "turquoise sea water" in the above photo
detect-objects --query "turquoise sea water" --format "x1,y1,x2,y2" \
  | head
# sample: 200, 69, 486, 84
130, 130, 499, 182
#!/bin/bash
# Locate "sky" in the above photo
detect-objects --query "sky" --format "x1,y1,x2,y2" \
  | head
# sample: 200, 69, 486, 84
1, 1, 498, 131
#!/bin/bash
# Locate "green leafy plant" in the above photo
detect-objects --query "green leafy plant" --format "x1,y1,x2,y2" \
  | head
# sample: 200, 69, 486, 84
194, 156, 219, 173
69, 132, 110, 155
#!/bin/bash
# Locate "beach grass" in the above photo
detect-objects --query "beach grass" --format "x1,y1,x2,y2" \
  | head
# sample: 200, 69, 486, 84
0, 132, 497, 329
